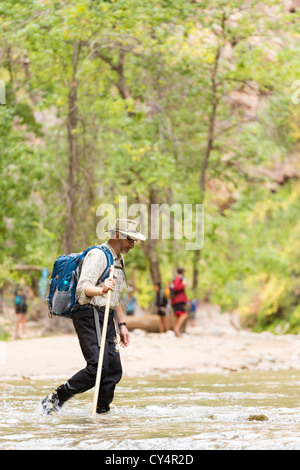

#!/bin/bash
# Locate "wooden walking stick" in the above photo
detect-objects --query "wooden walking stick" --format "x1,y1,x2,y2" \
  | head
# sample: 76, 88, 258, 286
92, 265, 114, 416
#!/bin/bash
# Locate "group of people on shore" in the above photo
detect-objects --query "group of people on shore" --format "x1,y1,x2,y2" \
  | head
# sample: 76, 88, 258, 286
154, 268, 197, 337
121, 267, 197, 337
14, 265, 196, 340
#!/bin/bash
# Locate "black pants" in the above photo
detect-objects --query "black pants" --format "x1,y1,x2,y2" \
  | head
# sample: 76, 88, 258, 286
67, 307, 122, 407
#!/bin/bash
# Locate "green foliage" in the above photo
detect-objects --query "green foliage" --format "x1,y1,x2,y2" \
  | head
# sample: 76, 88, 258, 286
0, 326, 10, 341
203, 181, 300, 332
1, 0, 300, 332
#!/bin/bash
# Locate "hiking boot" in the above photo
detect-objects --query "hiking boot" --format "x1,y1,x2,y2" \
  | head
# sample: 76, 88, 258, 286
41, 384, 74, 415
41, 392, 61, 415
96, 403, 110, 414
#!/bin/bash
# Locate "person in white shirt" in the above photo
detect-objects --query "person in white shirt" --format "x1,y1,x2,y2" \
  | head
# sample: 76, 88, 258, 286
42, 219, 145, 415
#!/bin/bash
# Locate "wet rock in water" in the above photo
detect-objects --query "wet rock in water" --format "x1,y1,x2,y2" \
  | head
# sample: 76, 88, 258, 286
248, 414, 268, 421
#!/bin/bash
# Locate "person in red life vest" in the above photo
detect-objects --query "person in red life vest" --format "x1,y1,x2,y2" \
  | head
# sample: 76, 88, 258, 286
171, 268, 188, 337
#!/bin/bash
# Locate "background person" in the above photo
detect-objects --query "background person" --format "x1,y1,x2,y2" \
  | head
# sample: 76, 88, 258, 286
154, 282, 169, 333
124, 287, 137, 316
171, 268, 188, 337
189, 298, 200, 327
14, 279, 30, 338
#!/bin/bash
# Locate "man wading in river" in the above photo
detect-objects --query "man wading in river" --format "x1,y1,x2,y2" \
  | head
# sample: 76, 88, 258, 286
42, 219, 146, 415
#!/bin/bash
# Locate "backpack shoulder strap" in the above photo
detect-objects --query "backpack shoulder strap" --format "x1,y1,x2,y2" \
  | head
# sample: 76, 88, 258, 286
86, 244, 127, 286
114, 255, 128, 287
91, 244, 114, 284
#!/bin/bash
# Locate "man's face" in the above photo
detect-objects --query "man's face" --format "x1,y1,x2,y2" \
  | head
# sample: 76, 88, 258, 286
118, 233, 137, 254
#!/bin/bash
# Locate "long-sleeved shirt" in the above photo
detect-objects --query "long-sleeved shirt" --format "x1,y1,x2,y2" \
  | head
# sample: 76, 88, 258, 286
76, 242, 125, 309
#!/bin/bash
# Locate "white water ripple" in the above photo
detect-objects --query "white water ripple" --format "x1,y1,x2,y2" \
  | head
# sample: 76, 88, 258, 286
1, 371, 300, 450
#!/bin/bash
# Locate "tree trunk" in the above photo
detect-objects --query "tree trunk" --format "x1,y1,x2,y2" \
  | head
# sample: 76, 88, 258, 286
64, 41, 80, 254
142, 239, 161, 285
134, 197, 162, 286
138, 189, 162, 286
193, 13, 226, 293
124, 314, 175, 332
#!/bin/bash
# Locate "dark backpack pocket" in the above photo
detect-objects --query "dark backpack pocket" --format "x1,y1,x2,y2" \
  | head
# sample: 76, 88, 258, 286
51, 290, 71, 316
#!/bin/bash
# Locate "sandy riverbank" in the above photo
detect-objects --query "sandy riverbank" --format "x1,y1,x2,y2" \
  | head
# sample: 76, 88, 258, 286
1, 303, 300, 381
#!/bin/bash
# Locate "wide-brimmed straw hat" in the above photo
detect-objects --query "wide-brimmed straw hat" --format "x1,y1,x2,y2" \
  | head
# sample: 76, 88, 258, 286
105, 219, 146, 241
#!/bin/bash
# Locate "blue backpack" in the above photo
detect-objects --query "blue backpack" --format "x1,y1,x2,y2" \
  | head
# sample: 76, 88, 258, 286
48, 244, 114, 318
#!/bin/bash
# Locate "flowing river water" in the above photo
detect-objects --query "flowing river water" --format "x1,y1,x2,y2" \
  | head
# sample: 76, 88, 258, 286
1, 370, 300, 450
